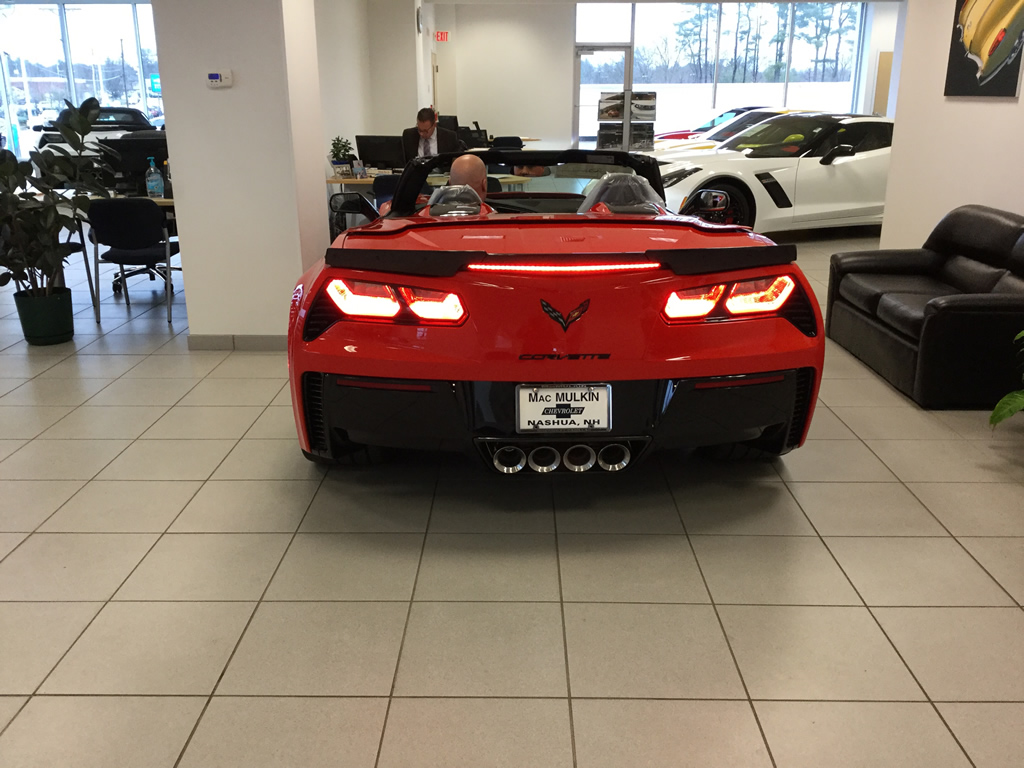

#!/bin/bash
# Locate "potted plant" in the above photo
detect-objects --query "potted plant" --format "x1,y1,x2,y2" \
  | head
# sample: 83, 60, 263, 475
0, 98, 112, 345
329, 136, 355, 176
990, 330, 1024, 427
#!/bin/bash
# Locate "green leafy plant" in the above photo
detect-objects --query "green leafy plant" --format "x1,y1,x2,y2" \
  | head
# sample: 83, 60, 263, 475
0, 97, 114, 296
990, 330, 1024, 427
330, 136, 354, 164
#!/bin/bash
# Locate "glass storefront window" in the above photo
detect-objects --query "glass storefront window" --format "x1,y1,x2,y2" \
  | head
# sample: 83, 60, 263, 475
787, 3, 862, 112
0, 2, 159, 158
715, 3, 789, 108
578, 2, 865, 142
632, 3, 718, 135
136, 4, 162, 121
0, 4, 72, 157
65, 4, 142, 108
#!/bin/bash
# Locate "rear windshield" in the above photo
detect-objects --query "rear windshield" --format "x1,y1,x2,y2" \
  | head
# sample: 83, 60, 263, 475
720, 115, 834, 157
95, 109, 150, 126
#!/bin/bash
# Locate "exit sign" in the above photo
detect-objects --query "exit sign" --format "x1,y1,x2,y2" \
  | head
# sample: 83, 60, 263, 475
435, 30, 449, 42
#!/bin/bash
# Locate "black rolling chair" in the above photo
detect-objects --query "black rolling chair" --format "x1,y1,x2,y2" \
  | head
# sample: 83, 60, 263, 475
371, 174, 401, 207
490, 136, 524, 149
486, 176, 502, 194
88, 198, 179, 323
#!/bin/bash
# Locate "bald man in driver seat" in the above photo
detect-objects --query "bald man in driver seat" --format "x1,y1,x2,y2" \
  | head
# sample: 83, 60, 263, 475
448, 154, 489, 201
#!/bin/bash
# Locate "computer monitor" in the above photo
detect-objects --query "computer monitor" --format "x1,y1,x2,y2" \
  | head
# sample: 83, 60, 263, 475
98, 134, 170, 196
458, 126, 488, 149
355, 135, 406, 170
437, 115, 458, 133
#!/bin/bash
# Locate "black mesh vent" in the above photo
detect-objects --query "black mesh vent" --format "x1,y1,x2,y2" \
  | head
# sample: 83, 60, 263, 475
303, 293, 343, 341
786, 368, 815, 447
302, 372, 328, 452
779, 286, 818, 336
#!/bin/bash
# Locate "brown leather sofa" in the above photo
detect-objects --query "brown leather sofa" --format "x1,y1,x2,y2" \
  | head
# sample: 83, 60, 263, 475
825, 205, 1024, 408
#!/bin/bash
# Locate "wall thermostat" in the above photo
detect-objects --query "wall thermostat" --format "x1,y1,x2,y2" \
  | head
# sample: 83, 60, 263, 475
206, 70, 233, 88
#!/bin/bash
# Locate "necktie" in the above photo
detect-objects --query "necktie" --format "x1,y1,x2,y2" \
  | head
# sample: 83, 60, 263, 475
421, 137, 429, 156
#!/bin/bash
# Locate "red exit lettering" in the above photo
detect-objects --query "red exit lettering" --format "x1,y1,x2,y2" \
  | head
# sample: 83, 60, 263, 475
436, 30, 449, 42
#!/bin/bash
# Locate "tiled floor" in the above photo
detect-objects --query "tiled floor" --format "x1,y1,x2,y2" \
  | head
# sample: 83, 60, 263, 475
0, 231, 1022, 767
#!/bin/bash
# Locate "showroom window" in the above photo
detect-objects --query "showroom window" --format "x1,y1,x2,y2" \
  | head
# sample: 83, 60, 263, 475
0, 2, 160, 158
575, 2, 864, 147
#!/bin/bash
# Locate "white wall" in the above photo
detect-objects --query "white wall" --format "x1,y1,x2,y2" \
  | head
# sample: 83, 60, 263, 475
434, 4, 458, 114
316, 0, 372, 152
451, 3, 575, 148
367, 0, 421, 132
416, 1, 437, 108
151, 0, 324, 339
880, 0, 1024, 248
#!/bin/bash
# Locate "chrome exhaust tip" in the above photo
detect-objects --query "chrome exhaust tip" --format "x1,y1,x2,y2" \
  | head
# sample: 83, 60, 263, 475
493, 446, 527, 474
563, 444, 597, 473
598, 443, 631, 472
527, 446, 561, 473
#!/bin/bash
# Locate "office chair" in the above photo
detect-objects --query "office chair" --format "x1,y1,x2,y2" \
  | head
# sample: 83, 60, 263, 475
371, 174, 401, 207
87, 198, 180, 323
490, 136, 524, 149
486, 176, 502, 194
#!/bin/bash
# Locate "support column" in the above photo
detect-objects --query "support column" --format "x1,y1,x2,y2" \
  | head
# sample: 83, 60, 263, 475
151, 0, 328, 347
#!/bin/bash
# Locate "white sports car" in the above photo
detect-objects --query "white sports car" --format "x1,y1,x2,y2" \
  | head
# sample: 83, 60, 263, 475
661, 113, 893, 233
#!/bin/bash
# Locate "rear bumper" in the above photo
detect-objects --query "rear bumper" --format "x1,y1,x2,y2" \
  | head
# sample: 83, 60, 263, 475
298, 368, 816, 471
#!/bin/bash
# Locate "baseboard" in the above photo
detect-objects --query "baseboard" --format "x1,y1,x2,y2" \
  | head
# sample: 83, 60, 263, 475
187, 334, 287, 351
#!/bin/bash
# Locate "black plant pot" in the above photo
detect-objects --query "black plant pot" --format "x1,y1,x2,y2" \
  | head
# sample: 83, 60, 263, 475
14, 287, 75, 346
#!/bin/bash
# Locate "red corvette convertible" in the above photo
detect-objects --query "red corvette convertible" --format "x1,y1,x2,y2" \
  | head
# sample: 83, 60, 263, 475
288, 150, 823, 473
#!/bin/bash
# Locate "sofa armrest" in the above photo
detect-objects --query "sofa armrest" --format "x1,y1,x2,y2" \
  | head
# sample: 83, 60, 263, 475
830, 249, 945, 276
914, 295, 1024, 407
925, 294, 1024, 315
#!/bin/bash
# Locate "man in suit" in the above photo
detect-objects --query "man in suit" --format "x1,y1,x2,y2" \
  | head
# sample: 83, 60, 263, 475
403, 107, 461, 161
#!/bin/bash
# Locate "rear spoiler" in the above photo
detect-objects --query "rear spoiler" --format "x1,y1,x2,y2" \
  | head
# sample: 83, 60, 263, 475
324, 244, 796, 278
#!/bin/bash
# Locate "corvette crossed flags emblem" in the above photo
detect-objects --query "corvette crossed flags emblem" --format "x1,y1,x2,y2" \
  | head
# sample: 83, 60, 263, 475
540, 299, 590, 332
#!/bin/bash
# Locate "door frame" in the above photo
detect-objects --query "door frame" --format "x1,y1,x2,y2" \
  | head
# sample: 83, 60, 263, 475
573, 45, 635, 150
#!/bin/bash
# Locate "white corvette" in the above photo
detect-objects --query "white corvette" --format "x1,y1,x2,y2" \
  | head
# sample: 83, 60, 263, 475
661, 113, 893, 233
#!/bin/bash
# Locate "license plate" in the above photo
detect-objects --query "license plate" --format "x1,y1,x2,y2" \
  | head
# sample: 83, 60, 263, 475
516, 384, 612, 433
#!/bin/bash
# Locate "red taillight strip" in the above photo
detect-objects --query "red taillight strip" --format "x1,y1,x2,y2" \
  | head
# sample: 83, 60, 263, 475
465, 262, 661, 274
693, 374, 786, 390
337, 379, 433, 392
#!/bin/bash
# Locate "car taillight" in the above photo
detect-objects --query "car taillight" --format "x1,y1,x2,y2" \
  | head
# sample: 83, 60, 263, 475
725, 275, 796, 314
990, 28, 1006, 56
663, 284, 726, 319
398, 287, 466, 322
326, 279, 400, 318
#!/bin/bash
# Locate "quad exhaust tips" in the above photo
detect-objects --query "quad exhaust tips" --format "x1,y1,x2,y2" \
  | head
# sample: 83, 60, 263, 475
489, 441, 635, 473
528, 446, 561, 473
597, 443, 631, 472
492, 446, 527, 474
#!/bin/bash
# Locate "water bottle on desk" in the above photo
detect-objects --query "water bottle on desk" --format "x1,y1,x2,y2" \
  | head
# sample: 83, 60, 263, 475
145, 156, 164, 198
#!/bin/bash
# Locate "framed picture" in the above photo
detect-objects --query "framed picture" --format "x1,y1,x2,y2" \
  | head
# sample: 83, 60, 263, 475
944, 0, 1024, 97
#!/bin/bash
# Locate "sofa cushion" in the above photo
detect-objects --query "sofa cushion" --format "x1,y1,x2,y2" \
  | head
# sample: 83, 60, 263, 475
1009, 235, 1024, 277
876, 292, 944, 339
924, 204, 1024, 268
938, 255, 1007, 293
839, 273, 957, 314
992, 272, 1024, 295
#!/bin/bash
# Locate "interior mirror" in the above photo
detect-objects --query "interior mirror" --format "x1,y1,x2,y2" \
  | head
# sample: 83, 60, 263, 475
820, 144, 856, 165
680, 189, 730, 218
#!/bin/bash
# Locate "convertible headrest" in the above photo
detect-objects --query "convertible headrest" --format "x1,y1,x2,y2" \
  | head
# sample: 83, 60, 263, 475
577, 172, 664, 214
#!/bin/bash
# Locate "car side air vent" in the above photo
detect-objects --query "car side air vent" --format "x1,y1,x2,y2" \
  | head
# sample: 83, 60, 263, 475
302, 372, 328, 452
303, 292, 343, 341
786, 368, 815, 448
779, 286, 818, 336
